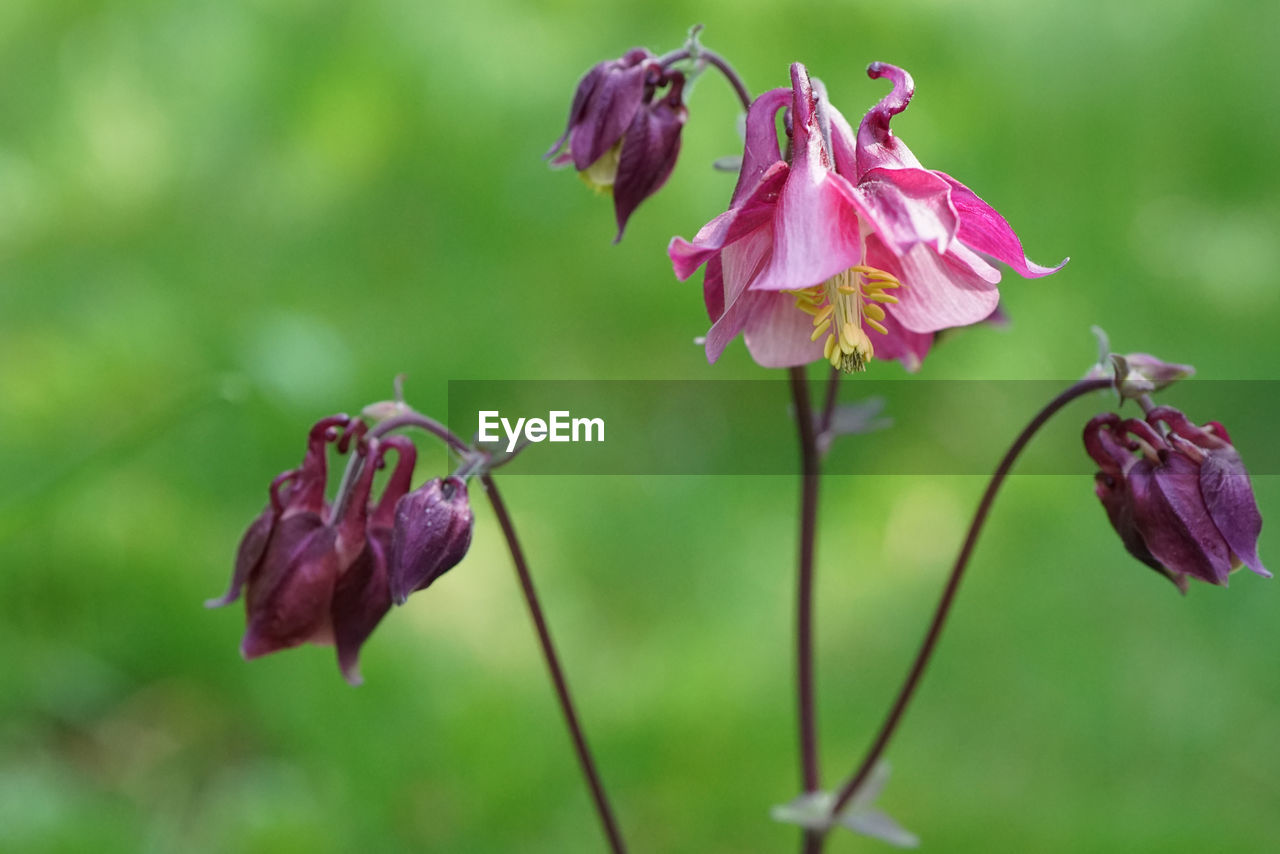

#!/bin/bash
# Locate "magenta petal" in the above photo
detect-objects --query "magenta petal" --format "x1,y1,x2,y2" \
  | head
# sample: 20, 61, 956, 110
331, 531, 393, 686
544, 63, 604, 160
706, 288, 764, 363
889, 242, 999, 333
1199, 449, 1269, 577
856, 167, 958, 254
703, 255, 725, 322
668, 162, 787, 281
1137, 455, 1233, 586
569, 52, 653, 170
731, 87, 790, 206
742, 291, 825, 368
208, 507, 274, 608
613, 95, 686, 240
933, 172, 1066, 278
705, 225, 774, 361
242, 521, 340, 659
855, 62, 922, 175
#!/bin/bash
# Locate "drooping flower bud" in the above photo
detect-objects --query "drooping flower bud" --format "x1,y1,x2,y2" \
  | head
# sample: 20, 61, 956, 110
389, 476, 474, 605
545, 48, 687, 240
1084, 407, 1269, 592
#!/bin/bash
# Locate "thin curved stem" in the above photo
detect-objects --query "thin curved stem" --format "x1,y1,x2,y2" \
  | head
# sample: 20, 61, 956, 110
829, 377, 1111, 816
788, 367, 824, 854
369, 411, 471, 454
658, 46, 752, 111
481, 474, 627, 854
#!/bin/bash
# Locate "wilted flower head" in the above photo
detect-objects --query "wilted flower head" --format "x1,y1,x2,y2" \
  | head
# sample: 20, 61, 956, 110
1084, 406, 1269, 592
209, 416, 468, 684
389, 476, 474, 605
545, 48, 688, 240
669, 62, 1063, 373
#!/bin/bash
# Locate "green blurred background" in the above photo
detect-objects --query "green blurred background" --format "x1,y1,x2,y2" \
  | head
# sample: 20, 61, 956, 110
2, 0, 1277, 851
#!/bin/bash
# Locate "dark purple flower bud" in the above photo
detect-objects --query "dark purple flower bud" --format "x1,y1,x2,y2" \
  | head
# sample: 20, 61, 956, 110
389, 476, 474, 605
1084, 407, 1269, 592
545, 48, 687, 240
612, 70, 687, 241
545, 48, 655, 172
330, 437, 417, 685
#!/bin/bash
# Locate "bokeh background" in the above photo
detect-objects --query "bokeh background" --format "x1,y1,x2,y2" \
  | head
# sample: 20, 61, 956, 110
2, 0, 1278, 851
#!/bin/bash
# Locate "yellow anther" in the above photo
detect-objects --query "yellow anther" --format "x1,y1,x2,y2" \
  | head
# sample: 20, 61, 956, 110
864, 303, 886, 322
810, 321, 831, 342
866, 318, 888, 335
823, 335, 837, 361
812, 304, 834, 325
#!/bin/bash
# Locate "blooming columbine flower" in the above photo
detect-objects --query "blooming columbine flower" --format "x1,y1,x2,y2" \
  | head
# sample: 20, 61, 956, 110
669, 62, 1063, 372
545, 48, 688, 240
1084, 406, 1269, 592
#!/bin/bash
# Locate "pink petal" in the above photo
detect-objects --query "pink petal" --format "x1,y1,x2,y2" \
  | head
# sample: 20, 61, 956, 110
855, 62, 922, 175
668, 162, 787, 280
705, 226, 774, 362
855, 167, 958, 254
749, 64, 864, 292
742, 291, 826, 368
933, 171, 1066, 278
731, 87, 790, 206
703, 255, 724, 322
890, 242, 1000, 333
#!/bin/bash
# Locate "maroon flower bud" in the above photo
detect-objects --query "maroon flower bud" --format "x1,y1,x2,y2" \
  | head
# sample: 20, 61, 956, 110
1084, 407, 1269, 592
389, 476, 474, 605
330, 437, 417, 685
545, 48, 687, 240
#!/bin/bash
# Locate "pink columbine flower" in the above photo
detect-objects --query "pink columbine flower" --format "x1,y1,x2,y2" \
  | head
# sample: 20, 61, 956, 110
669, 62, 1064, 373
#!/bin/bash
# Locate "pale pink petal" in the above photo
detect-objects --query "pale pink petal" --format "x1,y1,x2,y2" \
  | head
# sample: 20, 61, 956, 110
855, 62, 922, 175
743, 292, 826, 368
933, 172, 1067, 277
891, 242, 1000, 333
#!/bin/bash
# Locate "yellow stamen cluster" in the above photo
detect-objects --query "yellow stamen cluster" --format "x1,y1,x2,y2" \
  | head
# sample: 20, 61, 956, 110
790, 265, 902, 373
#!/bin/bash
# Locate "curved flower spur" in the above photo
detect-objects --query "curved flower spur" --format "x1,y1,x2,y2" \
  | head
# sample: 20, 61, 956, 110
669, 62, 1065, 373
